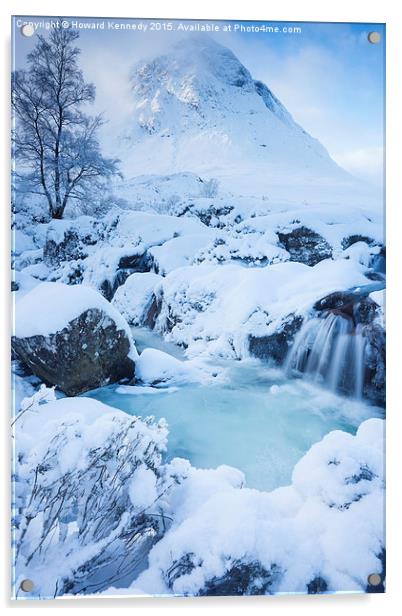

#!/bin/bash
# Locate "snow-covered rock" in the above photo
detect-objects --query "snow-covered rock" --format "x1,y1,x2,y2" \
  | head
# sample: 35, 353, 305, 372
277, 226, 332, 266
149, 232, 214, 275
135, 348, 220, 386
43, 216, 99, 267
12, 282, 136, 395
112, 272, 162, 327
132, 418, 385, 596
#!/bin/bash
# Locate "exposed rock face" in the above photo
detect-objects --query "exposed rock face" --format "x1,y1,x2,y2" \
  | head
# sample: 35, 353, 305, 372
341, 234, 378, 250
12, 308, 135, 396
165, 554, 281, 596
178, 203, 234, 228
44, 221, 98, 268
363, 322, 386, 406
313, 291, 379, 326
248, 314, 304, 364
277, 226, 332, 266
198, 561, 281, 596
100, 252, 155, 301
307, 576, 328, 594
100, 270, 131, 301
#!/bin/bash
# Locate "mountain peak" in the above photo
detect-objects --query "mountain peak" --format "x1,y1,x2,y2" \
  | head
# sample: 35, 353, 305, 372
123, 36, 351, 193
130, 35, 294, 131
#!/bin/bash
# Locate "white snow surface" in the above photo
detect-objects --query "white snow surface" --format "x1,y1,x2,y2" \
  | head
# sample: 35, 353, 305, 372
14, 282, 137, 359
149, 232, 214, 275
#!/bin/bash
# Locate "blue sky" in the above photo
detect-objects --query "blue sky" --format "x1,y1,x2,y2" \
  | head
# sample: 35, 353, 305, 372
12, 18, 385, 187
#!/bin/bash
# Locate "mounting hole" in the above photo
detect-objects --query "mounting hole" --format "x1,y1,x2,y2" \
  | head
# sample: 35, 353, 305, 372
368, 31, 381, 44
20, 23, 35, 37
20, 578, 34, 593
367, 573, 382, 587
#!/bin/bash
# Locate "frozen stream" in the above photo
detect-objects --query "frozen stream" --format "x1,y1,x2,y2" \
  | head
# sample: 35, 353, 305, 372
85, 327, 383, 492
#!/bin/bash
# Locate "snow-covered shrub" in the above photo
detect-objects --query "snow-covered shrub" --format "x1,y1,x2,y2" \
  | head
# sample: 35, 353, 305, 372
12, 396, 184, 598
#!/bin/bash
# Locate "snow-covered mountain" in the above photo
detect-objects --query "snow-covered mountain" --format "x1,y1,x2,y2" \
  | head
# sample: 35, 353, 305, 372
118, 35, 377, 206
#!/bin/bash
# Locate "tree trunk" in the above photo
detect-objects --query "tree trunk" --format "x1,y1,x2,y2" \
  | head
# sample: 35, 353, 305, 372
51, 206, 65, 220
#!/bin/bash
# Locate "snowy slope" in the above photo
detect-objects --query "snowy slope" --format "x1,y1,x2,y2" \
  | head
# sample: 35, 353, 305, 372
117, 35, 378, 206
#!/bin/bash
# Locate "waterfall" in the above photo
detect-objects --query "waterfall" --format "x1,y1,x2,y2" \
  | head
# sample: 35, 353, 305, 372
285, 313, 367, 399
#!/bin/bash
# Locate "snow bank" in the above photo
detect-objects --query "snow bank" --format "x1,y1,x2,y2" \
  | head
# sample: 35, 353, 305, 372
132, 418, 385, 596
149, 232, 214, 275
111, 172, 216, 213
12, 270, 41, 301
12, 229, 36, 255
136, 348, 222, 385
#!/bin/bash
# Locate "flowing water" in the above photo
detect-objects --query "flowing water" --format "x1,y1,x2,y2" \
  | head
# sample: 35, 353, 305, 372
285, 314, 366, 398
85, 327, 382, 492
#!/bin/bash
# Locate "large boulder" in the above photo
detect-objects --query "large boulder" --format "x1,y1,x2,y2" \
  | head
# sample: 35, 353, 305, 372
12, 282, 136, 396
